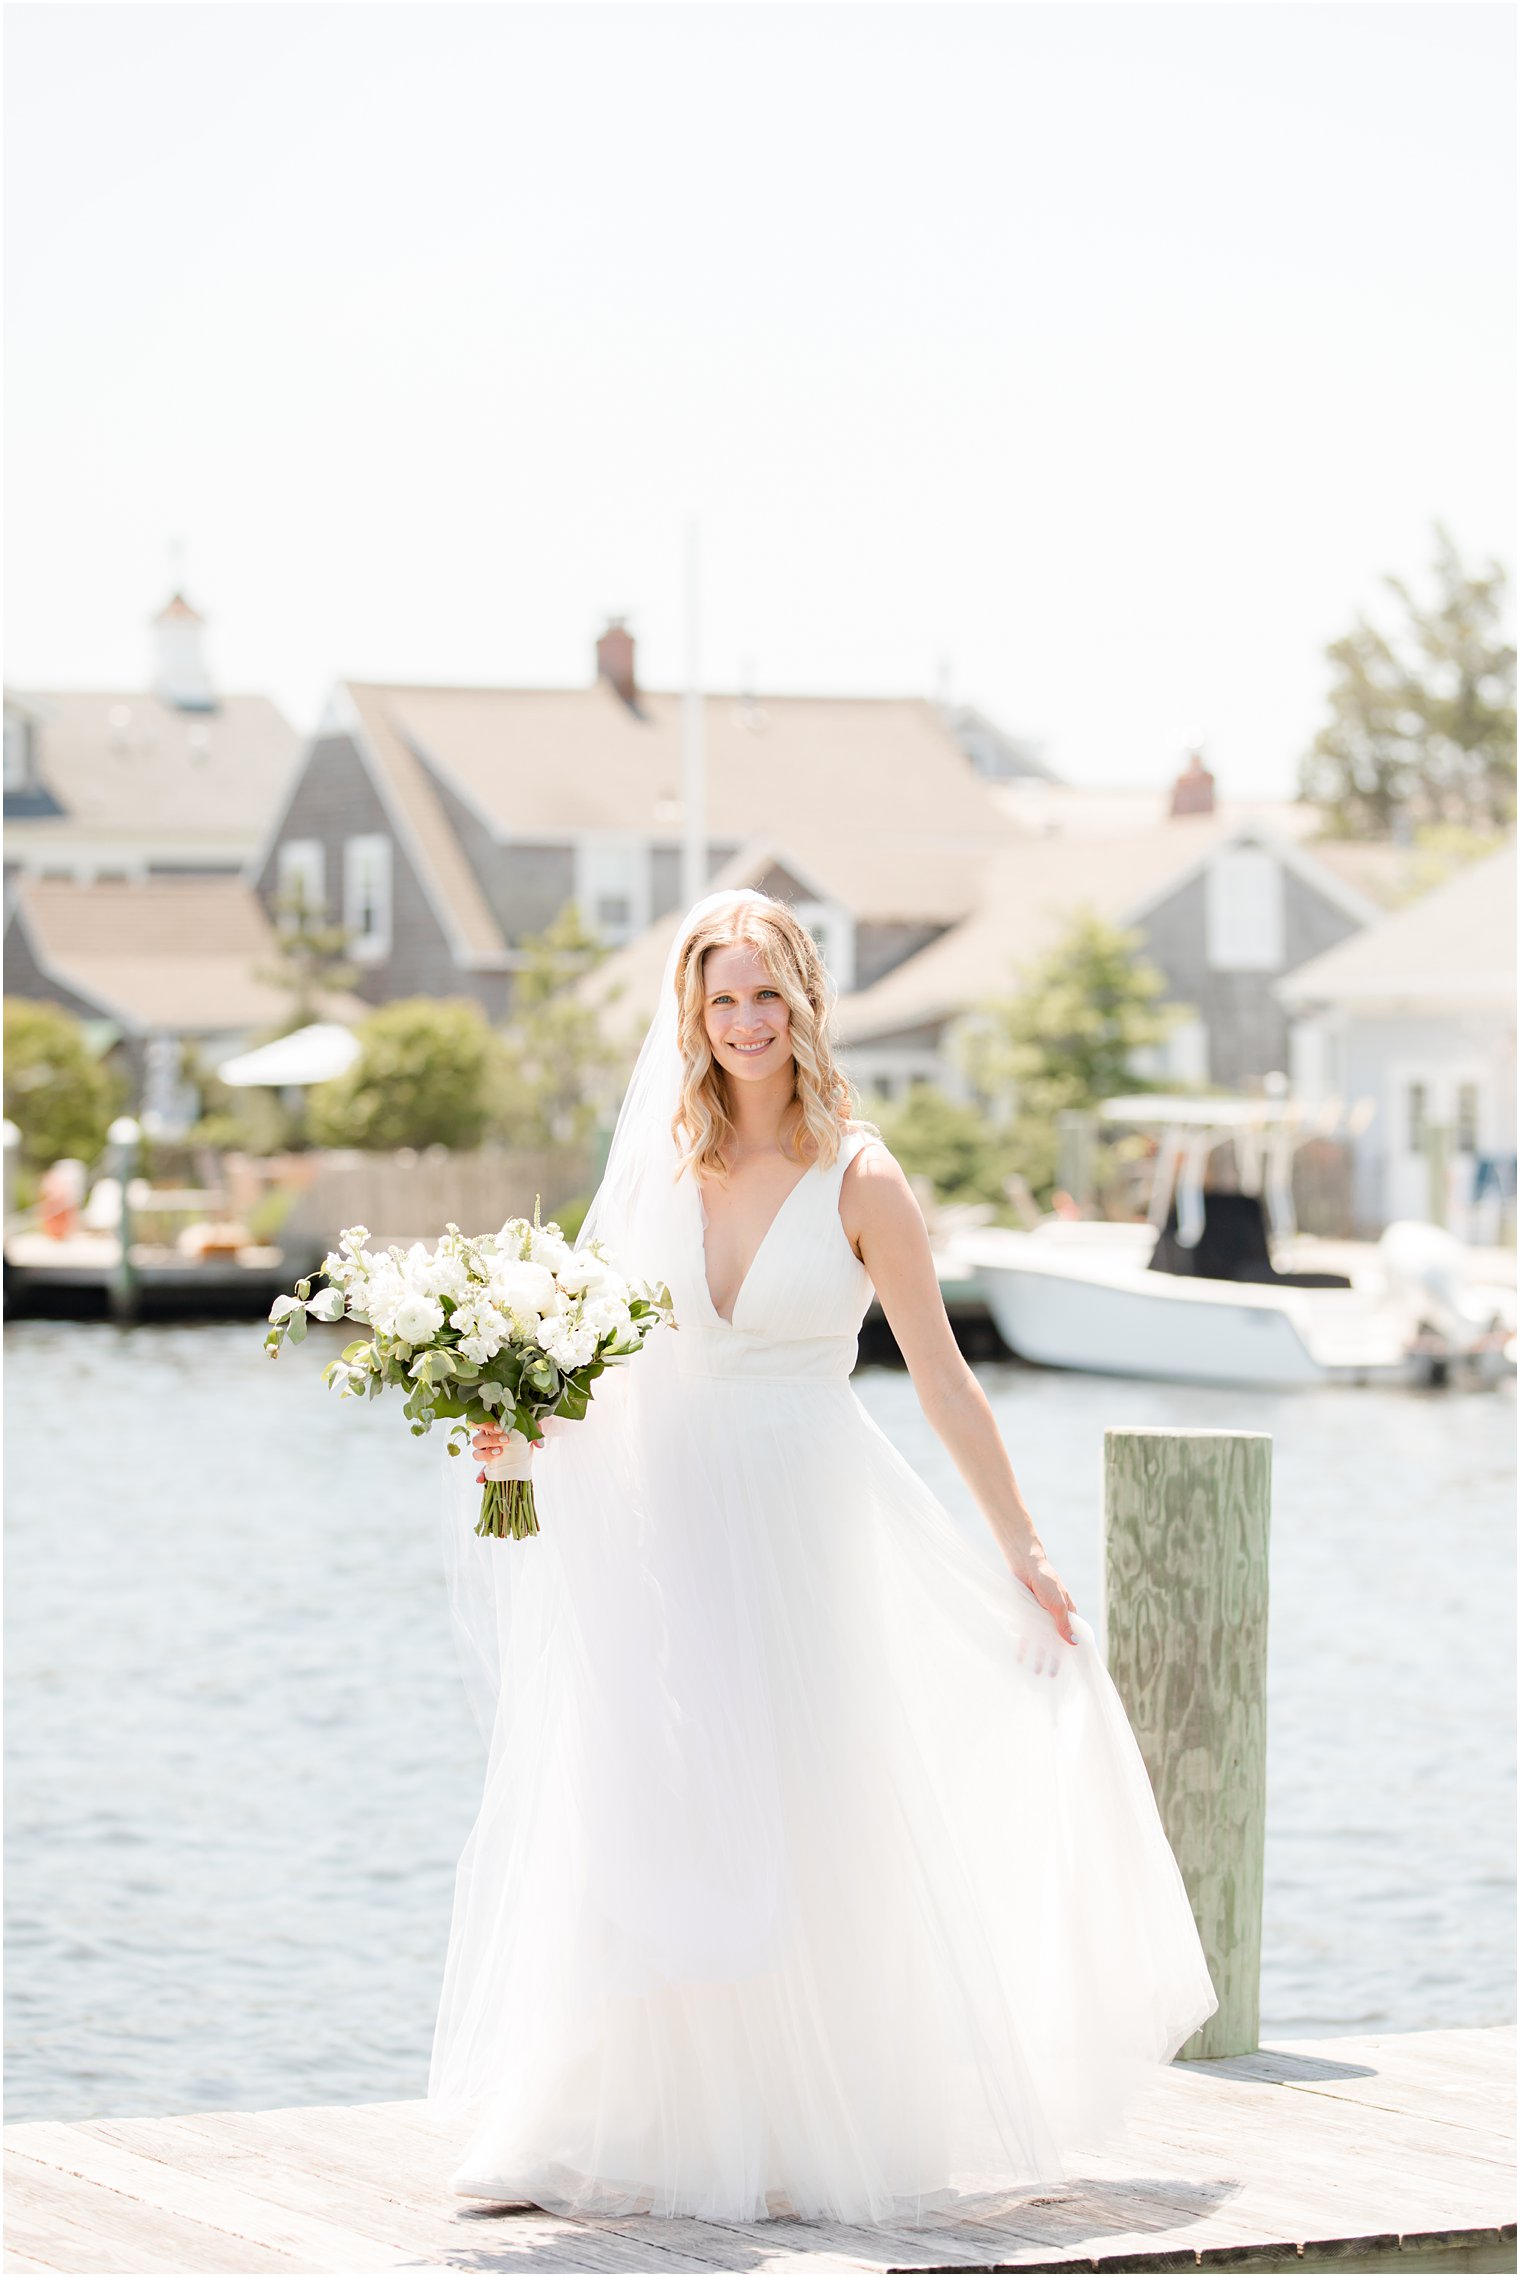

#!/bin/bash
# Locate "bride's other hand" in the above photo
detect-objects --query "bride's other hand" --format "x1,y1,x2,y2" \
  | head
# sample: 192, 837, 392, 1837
1006, 1544, 1079, 1647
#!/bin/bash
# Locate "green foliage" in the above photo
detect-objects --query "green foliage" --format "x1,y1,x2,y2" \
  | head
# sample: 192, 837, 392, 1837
180, 1037, 301, 1157
254, 881, 359, 1033
308, 998, 505, 1151
954, 910, 1181, 1199
1388, 821, 1510, 906
1299, 524, 1516, 839
496, 901, 624, 1148
866, 1087, 1020, 1213
3, 998, 124, 1170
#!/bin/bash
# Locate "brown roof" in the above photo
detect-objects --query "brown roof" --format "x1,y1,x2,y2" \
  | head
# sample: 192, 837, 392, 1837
349, 681, 1009, 932
4, 689, 301, 857
8, 875, 366, 1034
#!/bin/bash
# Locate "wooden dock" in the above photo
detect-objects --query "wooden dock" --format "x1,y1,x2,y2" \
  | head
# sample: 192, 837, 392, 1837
4, 2026, 1512, 2274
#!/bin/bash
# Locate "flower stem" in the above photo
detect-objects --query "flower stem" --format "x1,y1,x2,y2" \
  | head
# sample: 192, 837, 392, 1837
476, 1476, 540, 1541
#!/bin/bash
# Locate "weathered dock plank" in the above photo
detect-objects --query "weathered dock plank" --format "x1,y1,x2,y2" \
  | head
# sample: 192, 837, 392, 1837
3, 2153, 310, 2273
4, 2026, 1512, 2275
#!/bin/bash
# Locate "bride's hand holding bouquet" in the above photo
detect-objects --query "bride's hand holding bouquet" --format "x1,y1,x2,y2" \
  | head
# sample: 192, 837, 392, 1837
265, 1214, 673, 1541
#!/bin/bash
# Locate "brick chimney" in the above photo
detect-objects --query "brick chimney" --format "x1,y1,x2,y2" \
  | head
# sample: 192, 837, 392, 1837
1169, 748, 1215, 818
595, 617, 638, 710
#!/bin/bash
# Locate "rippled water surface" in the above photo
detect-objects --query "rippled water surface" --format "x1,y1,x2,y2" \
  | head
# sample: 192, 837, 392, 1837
5, 1319, 1513, 2122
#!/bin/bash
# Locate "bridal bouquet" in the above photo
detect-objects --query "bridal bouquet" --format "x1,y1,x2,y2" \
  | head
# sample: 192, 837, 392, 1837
265, 1215, 673, 1541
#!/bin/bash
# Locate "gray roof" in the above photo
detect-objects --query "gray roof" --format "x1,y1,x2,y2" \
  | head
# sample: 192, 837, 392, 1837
834, 816, 1380, 1045
4, 689, 301, 862
1278, 840, 1516, 1009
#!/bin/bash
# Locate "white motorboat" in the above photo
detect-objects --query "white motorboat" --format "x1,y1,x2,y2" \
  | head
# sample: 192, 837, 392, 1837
952, 1096, 1515, 1390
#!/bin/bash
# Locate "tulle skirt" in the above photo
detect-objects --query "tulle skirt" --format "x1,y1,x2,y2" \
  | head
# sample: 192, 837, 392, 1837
429, 1351, 1218, 2223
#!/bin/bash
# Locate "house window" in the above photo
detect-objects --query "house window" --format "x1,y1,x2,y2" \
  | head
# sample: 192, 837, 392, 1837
581, 841, 646, 945
1205, 846, 1285, 972
794, 900, 856, 994
1456, 1082, 1481, 1154
1407, 1081, 1428, 1153
344, 835, 392, 961
277, 840, 326, 929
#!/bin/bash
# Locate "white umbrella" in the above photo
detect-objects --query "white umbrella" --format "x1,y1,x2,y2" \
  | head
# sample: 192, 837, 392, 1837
217, 1023, 361, 1089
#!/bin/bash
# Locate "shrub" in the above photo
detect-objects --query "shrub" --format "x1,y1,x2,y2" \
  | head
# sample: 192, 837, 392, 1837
308, 998, 506, 1152
3, 999, 124, 1170
865, 1087, 1020, 1213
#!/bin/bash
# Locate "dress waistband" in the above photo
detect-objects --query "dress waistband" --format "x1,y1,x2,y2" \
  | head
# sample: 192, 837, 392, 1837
674, 1331, 859, 1385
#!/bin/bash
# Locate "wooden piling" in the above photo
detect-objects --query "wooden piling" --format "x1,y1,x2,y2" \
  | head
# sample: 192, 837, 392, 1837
1103, 1424, 1271, 2062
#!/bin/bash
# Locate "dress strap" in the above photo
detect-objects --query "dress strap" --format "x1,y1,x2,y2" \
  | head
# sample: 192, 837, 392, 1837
831, 1121, 887, 1184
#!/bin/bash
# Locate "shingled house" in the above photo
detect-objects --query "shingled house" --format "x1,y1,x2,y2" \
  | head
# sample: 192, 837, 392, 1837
4, 592, 300, 883
250, 623, 1021, 1017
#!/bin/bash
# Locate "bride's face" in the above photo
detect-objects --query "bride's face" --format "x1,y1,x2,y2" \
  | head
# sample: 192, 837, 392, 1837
701, 941, 794, 1084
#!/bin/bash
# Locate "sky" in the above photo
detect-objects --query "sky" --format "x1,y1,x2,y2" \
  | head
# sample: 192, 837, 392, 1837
4, 2, 1514, 798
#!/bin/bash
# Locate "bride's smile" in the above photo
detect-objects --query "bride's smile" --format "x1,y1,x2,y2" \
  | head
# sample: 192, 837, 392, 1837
703, 943, 795, 1082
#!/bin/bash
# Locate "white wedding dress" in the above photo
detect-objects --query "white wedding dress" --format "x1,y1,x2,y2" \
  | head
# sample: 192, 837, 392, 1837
428, 1121, 1218, 2223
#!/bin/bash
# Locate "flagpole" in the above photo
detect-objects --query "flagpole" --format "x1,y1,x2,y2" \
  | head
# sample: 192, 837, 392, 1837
682, 520, 706, 911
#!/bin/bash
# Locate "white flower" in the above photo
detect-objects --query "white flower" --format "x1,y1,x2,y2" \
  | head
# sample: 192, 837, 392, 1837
528, 1224, 571, 1271
556, 1252, 609, 1298
583, 1295, 632, 1343
457, 1307, 512, 1365
496, 1217, 534, 1260
538, 1315, 599, 1371
393, 1294, 444, 1344
489, 1260, 560, 1321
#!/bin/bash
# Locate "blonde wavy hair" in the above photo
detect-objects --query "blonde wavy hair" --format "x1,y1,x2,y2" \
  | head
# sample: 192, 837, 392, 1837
671, 895, 862, 1182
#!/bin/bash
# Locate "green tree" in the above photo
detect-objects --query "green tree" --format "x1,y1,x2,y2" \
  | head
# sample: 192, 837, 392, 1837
254, 881, 358, 1034
3, 999, 124, 1169
309, 998, 505, 1152
496, 901, 624, 1147
1389, 820, 1509, 906
1299, 524, 1516, 839
955, 910, 1180, 1199
866, 1086, 1020, 1214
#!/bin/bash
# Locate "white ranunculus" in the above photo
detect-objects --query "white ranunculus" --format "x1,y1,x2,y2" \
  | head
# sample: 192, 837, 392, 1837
529, 1225, 571, 1271
489, 1261, 559, 1320
555, 1252, 608, 1298
393, 1294, 444, 1344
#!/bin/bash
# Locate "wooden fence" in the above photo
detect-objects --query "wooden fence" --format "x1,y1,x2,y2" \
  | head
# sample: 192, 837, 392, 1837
277, 1143, 595, 1259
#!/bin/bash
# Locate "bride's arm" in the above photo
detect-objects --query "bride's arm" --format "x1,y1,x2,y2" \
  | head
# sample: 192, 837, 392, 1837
843, 1148, 1079, 1646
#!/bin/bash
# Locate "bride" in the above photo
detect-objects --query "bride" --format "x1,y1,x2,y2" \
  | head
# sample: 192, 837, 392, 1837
429, 886, 1217, 2224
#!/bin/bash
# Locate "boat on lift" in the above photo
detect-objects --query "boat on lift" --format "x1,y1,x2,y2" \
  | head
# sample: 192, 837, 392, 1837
952, 1095, 1516, 1390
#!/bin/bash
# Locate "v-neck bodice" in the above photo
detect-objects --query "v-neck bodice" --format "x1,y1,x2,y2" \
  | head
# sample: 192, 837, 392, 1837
675, 1123, 881, 1382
